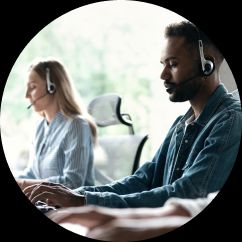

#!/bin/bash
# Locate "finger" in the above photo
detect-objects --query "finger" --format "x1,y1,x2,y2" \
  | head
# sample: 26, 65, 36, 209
26, 182, 61, 197
22, 182, 52, 197
41, 182, 70, 191
42, 182, 62, 187
28, 184, 55, 201
23, 184, 39, 197
46, 198, 55, 206
31, 191, 56, 205
24, 192, 30, 197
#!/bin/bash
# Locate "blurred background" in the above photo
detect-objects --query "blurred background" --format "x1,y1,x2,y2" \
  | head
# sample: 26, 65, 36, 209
0, 1, 237, 174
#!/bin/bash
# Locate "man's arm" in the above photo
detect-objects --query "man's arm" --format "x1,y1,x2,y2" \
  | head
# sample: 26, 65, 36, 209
73, 117, 180, 197
81, 110, 241, 207
23, 161, 157, 207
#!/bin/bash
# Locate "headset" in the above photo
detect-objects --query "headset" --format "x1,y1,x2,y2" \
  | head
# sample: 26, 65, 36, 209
27, 66, 56, 109
46, 67, 56, 94
196, 27, 215, 76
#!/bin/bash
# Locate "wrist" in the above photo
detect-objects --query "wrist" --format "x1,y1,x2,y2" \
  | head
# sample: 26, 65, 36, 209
17, 179, 26, 190
72, 194, 86, 207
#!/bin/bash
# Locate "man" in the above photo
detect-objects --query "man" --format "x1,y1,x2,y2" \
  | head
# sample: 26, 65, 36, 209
24, 21, 241, 208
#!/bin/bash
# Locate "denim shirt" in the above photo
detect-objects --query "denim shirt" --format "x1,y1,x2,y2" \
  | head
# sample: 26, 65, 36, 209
75, 84, 241, 207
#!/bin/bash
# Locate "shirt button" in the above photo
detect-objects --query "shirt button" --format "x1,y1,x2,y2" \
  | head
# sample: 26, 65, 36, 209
176, 168, 180, 171
184, 139, 188, 143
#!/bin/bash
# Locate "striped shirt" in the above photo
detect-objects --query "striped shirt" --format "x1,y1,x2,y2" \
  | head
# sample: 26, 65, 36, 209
17, 112, 95, 188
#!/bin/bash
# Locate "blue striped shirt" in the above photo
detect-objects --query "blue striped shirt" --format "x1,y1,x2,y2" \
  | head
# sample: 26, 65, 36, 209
18, 112, 95, 188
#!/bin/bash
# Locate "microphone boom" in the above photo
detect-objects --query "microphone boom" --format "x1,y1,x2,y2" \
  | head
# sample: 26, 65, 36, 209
27, 93, 48, 109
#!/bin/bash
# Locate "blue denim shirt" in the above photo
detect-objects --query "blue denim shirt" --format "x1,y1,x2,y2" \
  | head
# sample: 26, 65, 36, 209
74, 84, 241, 208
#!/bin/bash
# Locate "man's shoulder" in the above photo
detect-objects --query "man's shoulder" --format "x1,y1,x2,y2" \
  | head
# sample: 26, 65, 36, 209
222, 92, 241, 113
211, 95, 241, 125
231, 89, 240, 101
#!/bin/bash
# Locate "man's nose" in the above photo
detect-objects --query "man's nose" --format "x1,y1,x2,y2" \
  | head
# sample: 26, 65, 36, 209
160, 66, 171, 81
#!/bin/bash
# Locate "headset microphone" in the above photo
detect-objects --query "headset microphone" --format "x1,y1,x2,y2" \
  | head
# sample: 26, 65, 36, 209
27, 93, 48, 109
27, 103, 33, 109
27, 104, 32, 109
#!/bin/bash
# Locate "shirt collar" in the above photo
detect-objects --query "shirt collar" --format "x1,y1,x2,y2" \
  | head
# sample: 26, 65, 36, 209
44, 112, 65, 129
180, 84, 228, 126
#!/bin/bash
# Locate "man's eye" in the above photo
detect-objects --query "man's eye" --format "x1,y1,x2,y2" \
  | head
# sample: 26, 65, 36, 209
169, 63, 177, 68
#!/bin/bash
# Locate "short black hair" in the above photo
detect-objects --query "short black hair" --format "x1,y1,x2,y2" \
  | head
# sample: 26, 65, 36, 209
165, 21, 223, 62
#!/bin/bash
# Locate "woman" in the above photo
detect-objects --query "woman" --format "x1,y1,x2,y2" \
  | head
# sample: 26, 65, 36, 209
16, 57, 97, 189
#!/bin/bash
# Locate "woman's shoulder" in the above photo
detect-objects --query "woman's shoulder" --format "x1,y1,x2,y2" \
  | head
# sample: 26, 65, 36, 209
67, 115, 92, 139
70, 115, 90, 128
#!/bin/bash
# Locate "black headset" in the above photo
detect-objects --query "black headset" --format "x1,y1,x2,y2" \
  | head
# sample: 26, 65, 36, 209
196, 28, 215, 76
46, 67, 56, 94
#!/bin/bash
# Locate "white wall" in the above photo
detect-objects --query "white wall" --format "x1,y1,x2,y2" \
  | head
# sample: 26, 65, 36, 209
220, 59, 237, 92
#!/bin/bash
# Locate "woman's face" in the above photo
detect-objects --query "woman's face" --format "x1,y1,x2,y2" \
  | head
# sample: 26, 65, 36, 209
25, 70, 51, 112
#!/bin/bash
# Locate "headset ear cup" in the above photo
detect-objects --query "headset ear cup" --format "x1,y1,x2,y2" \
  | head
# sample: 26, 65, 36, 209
46, 67, 56, 94
203, 59, 214, 76
48, 83, 56, 94
197, 38, 215, 77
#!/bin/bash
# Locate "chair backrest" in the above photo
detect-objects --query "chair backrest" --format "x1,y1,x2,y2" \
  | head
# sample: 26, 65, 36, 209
88, 93, 148, 185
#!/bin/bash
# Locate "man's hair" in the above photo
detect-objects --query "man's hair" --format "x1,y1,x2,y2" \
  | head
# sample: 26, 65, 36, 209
164, 21, 224, 63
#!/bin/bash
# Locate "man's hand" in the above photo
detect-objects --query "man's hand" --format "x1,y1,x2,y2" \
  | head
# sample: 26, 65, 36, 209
23, 182, 85, 208
16, 179, 42, 190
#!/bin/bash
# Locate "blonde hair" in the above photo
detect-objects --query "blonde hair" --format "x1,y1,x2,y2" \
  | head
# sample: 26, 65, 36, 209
29, 57, 97, 143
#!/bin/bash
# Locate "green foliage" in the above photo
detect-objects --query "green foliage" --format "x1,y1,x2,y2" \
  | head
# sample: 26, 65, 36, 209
0, 9, 155, 170
1, 4, 190, 172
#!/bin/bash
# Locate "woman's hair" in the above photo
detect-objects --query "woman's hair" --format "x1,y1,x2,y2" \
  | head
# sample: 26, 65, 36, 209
29, 57, 97, 143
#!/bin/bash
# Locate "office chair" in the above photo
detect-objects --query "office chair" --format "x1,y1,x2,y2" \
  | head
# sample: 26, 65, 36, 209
88, 93, 149, 185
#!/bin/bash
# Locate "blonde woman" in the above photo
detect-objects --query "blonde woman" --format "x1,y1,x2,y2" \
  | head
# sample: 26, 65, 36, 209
16, 57, 97, 189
